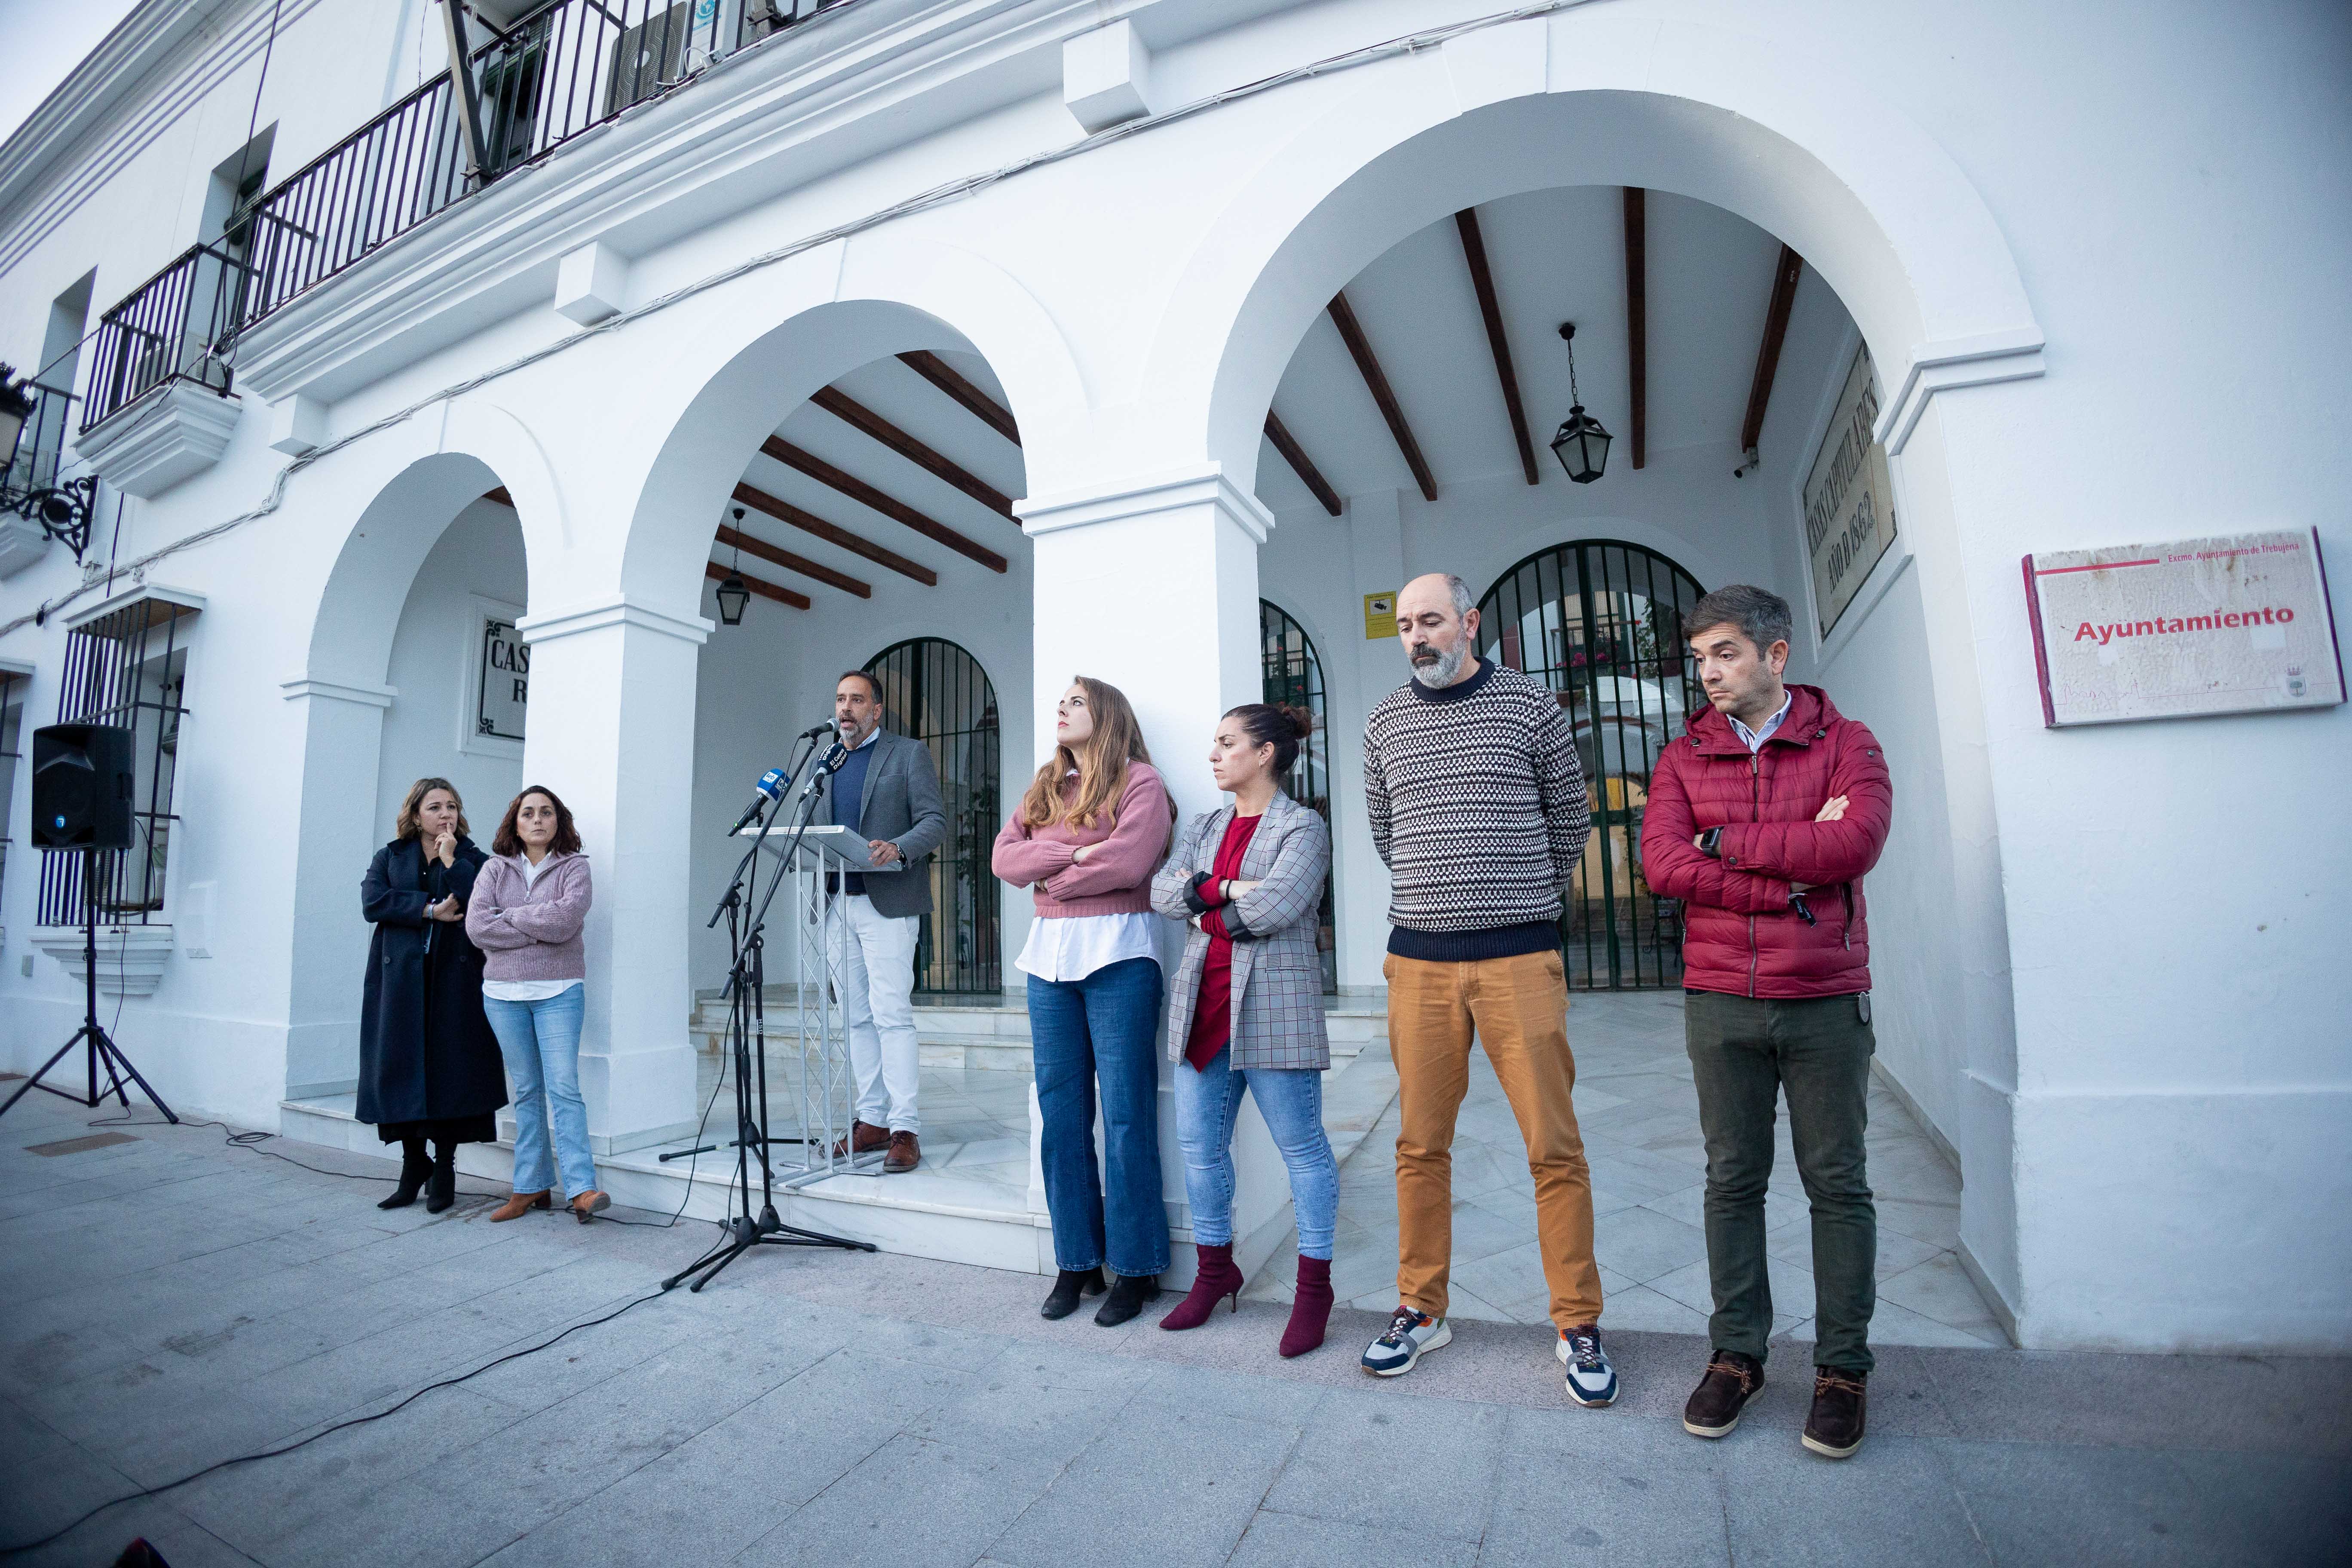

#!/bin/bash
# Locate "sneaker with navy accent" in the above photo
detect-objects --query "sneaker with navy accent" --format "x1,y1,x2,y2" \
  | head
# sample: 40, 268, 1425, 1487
1361, 1306, 1450, 1376
1558, 1323, 1618, 1406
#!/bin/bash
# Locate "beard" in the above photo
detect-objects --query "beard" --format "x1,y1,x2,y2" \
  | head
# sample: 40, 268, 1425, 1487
1409, 640, 1471, 688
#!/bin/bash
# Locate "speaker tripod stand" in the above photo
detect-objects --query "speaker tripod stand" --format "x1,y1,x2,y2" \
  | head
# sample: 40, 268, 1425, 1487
0, 848, 178, 1125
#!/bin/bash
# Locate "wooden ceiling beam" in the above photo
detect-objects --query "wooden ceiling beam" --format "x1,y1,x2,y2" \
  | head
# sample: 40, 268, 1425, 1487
1623, 187, 1648, 471
1739, 245, 1805, 457
761, 436, 1009, 574
898, 350, 1020, 446
1325, 291, 1436, 502
717, 521, 871, 598
1264, 411, 1342, 517
732, 481, 937, 587
1455, 206, 1540, 486
707, 558, 809, 611
811, 386, 1017, 519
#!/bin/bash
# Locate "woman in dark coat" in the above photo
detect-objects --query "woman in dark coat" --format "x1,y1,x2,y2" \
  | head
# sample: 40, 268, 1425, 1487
359, 777, 510, 1213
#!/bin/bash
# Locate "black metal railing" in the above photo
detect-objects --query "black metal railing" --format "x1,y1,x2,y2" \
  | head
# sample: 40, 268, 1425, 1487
867, 636, 1001, 995
37, 597, 196, 927
2, 379, 77, 493
235, 0, 850, 332
80, 241, 253, 429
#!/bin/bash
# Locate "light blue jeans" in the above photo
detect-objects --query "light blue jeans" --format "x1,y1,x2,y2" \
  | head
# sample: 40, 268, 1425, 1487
483, 986, 597, 1200
1173, 1046, 1338, 1260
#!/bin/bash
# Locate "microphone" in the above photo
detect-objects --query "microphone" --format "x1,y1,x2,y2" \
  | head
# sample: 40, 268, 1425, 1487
799, 741, 848, 799
727, 768, 789, 836
798, 719, 837, 740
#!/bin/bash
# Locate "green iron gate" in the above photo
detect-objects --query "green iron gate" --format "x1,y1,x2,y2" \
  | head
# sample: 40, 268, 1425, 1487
1259, 601, 1337, 993
1476, 542, 1706, 990
864, 637, 1000, 995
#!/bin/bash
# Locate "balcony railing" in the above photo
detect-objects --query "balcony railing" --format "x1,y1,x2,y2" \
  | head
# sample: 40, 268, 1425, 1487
81, 241, 253, 429
2, 378, 78, 493
76, 0, 853, 431
236, 0, 850, 333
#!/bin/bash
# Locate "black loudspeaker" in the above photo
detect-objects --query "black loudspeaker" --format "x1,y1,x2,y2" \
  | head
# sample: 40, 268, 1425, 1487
31, 724, 136, 850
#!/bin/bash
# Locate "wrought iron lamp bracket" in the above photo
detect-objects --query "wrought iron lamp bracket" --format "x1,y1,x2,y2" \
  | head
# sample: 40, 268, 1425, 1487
6, 474, 101, 562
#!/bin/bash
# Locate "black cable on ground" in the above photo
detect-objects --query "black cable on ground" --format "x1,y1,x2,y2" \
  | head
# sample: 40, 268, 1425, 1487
0, 1285, 668, 1556
0, 1063, 750, 1556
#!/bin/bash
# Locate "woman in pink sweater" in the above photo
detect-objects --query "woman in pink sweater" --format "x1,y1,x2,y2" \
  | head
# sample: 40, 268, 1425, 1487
992, 676, 1174, 1326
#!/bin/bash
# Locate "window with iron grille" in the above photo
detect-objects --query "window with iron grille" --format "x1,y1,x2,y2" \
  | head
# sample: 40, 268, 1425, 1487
1259, 602, 1337, 993
0, 670, 25, 917
36, 598, 197, 927
864, 638, 1000, 996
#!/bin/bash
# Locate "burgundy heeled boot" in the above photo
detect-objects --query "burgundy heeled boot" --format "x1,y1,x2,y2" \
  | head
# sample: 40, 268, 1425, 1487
1159, 1243, 1245, 1331
1279, 1255, 1334, 1358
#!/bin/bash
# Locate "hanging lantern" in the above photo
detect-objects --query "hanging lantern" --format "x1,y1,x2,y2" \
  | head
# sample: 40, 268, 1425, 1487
715, 567, 750, 625
1547, 324, 1612, 485
0, 368, 31, 478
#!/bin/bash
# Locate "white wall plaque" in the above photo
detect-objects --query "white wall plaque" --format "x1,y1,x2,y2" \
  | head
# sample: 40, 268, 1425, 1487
475, 605, 529, 741
1802, 343, 1897, 638
2022, 529, 2343, 726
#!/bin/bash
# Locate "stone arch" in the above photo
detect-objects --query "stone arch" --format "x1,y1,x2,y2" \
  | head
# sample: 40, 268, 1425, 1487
1136, 12, 2045, 492
607, 233, 1086, 614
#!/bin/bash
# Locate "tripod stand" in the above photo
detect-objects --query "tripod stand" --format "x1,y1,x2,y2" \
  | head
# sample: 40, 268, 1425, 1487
665, 739, 872, 1292
0, 848, 178, 1125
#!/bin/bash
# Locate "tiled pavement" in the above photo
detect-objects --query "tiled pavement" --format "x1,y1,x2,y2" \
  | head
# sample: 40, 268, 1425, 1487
1249, 991, 2008, 1349
3, 1071, 2348, 1566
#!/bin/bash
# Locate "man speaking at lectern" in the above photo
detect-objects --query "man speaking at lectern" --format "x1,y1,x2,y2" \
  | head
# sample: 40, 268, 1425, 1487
815, 669, 948, 1173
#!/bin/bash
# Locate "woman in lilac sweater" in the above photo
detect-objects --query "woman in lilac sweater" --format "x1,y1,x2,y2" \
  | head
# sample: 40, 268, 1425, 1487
464, 786, 604, 1222
992, 677, 1175, 1325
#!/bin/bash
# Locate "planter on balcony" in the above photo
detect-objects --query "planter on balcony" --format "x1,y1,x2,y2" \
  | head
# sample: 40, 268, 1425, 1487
72, 381, 242, 499
31, 924, 177, 996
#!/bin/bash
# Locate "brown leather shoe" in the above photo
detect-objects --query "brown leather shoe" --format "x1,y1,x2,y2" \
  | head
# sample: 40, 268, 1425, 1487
831, 1120, 889, 1159
490, 1190, 551, 1223
1802, 1367, 1868, 1458
883, 1130, 920, 1174
570, 1189, 612, 1224
1683, 1349, 1765, 1438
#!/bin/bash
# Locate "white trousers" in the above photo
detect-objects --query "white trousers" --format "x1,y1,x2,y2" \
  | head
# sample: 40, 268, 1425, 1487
827, 893, 922, 1133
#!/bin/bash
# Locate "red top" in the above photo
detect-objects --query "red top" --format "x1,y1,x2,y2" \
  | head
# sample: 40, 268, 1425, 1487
1182, 812, 1264, 1071
1639, 684, 1893, 999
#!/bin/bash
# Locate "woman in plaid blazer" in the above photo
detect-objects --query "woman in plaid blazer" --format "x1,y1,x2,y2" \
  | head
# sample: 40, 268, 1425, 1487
1150, 704, 1340, 1357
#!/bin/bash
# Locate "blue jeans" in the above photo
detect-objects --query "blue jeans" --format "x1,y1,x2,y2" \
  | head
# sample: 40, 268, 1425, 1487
1027, 957, 1169, 1277
483, 986, 597, 1201
1173, 1047, 1339, 1259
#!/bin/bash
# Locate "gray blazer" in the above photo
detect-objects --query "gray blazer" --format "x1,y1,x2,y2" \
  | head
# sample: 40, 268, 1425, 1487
813, 728, 948, 919
1151, 790, 1331, 1071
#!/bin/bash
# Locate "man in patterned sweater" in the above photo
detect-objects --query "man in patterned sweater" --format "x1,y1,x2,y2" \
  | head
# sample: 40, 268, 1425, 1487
1357, 572, 1617, 1407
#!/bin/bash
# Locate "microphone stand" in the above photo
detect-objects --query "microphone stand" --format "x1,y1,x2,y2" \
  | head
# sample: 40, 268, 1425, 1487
665, 736, 873, 1292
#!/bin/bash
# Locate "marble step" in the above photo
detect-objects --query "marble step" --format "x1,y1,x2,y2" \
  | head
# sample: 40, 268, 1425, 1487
689, 989, 1387, 1073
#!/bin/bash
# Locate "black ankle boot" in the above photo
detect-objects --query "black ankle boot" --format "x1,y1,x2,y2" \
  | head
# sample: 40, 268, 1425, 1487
424, 1142, 457, 1214
1093, 1273, 1161, 1327
379, 1139, 430, 1210
1040, 1268, 1106, 1320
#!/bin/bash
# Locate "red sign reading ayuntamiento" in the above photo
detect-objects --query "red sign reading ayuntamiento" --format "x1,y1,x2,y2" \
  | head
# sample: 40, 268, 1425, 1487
2021, 529, 2343, 726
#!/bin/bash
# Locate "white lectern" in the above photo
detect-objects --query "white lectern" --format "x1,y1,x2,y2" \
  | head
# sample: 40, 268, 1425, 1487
735, 823, 904, 1185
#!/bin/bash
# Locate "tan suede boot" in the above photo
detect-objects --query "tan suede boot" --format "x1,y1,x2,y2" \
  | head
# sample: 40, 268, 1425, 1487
490, 1190, 551, 1222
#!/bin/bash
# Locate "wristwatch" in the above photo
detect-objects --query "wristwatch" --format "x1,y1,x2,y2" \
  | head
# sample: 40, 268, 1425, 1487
1697, 827, 1724, 859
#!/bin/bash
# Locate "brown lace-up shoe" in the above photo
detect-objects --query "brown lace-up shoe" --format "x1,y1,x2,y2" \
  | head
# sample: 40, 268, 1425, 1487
883, 1130, 920, 1174
831, 1120, 889, 1159
1682, 1350, 1765, 1438
1802, 1367, 1869, 1458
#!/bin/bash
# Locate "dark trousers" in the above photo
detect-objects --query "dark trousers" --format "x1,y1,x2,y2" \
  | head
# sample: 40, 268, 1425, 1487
1684, 989, 1877, 1372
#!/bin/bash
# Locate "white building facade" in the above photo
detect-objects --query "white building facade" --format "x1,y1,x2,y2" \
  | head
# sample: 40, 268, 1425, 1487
2, 0, 2345, 1354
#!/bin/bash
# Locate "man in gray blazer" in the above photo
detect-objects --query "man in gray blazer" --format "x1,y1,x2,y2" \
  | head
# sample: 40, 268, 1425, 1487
815, 670, 948, 1172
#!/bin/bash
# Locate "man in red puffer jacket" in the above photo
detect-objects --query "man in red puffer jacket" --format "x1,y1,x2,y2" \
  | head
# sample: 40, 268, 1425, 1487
1641, 584, 1892, 1464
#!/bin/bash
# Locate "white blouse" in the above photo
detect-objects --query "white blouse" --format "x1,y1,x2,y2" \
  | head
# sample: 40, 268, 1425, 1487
1014, 912, 1162, 983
